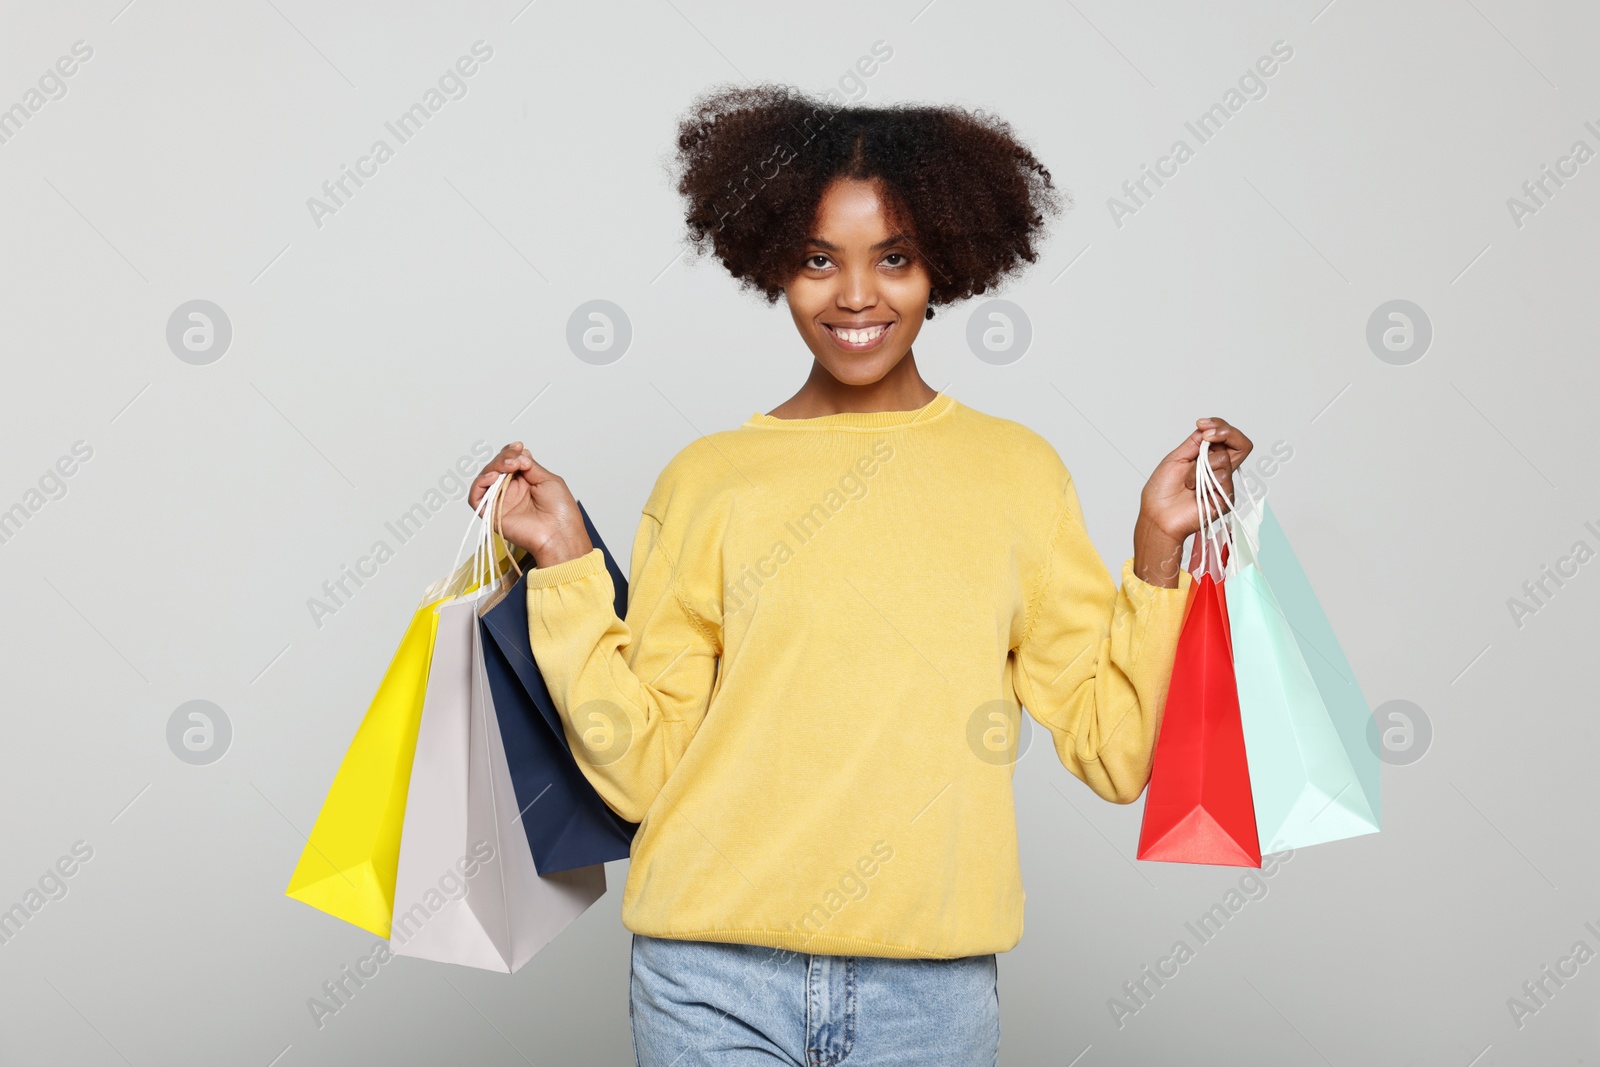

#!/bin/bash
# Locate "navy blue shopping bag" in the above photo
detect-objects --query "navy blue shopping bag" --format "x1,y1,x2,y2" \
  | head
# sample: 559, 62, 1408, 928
479, 500, 639, 874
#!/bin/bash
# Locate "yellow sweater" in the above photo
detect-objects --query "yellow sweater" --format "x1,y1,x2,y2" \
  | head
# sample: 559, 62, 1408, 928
524, 391, 1192, 959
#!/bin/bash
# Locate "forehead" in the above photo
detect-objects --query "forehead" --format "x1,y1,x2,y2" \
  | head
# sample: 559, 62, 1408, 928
810, 178, 903, 241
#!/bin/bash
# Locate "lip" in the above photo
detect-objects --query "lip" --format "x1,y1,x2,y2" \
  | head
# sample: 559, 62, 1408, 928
822, 321, 894, 353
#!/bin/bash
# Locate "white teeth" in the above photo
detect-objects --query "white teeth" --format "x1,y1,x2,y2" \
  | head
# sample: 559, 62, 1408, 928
834, 325, 887, 344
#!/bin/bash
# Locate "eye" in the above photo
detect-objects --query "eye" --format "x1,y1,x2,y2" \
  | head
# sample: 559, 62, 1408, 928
882, 252, 911, 268
803, 254, 833, 270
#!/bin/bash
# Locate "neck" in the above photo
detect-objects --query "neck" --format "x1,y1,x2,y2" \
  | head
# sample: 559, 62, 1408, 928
768, 354, 940, 419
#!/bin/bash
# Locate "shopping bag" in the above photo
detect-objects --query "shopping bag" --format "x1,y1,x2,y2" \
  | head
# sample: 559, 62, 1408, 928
1136, 572, 1262, 866
285, 475, 517, 937
391, 566, 604, 967
284, 603, 441, 937
1225, 497, 1379, 848
1137, 444, 1261, 867
479, 499, 639, 874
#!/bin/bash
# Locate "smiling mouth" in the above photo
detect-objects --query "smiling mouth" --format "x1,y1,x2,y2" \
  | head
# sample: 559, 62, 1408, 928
823, 322, 893, 351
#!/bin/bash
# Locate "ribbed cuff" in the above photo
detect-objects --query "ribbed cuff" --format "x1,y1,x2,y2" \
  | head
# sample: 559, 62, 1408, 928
1120, 558, 1192, 609
523, 546, 606, 589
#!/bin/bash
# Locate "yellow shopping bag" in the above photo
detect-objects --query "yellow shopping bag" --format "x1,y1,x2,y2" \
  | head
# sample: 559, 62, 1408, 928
285, 501, 520, 937
285, 601, 443, 937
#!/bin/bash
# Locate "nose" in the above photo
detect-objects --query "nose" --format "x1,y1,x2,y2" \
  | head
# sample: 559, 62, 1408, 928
835, 263, 878, 313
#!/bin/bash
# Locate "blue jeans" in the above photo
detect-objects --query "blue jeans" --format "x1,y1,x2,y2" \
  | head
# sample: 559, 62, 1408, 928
629, 934, 1001, 1066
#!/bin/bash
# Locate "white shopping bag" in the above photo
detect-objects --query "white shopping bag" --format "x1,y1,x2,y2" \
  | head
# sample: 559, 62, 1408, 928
390, 474, 605, 971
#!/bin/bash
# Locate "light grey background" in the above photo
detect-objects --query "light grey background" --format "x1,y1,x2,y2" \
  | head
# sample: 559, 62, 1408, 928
1, 0, 1595, 1064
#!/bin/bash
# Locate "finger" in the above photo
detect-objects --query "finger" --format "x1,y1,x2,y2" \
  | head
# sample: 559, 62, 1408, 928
468, 469, 499, 509
471, 464, 509, 488
1161, 428, 1207, 467
513, 449, 542, 487
471, 444, 529, 508
518, 452, 563, 483
1197, 418, 1252, 461
491, 444, 532, 471
477, 448, 514, 481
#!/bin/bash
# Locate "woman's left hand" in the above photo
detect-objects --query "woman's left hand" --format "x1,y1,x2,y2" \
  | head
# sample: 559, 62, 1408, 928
1133, 418, 1253, 583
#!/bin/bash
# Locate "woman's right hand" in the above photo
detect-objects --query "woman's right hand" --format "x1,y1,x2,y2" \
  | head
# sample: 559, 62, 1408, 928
468, 442, 594, 567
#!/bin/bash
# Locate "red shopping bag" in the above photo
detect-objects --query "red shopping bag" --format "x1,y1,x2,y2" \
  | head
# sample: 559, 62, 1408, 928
1136, 571, 1262, 867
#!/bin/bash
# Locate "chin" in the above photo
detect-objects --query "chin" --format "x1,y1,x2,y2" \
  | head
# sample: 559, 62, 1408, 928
817, 354, 903, 386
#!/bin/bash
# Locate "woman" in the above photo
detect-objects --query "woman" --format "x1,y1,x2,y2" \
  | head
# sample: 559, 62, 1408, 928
470, 85, 1251, 1066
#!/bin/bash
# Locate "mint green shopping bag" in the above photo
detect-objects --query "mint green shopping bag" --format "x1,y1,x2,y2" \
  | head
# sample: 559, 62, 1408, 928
1244, 502, 1380, 840
1194, 450, 1379, 851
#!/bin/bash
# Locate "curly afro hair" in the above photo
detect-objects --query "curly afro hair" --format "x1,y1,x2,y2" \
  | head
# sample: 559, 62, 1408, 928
671, 84, 1066, 317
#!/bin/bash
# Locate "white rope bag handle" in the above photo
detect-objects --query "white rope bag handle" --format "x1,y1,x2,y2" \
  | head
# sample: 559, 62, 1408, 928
448, 471, 513, 595
1192, 438, 1252, 580
1198, 438, 1262, 567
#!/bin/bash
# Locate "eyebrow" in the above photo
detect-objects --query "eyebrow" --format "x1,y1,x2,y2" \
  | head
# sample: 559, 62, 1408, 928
805, 233, 912, 252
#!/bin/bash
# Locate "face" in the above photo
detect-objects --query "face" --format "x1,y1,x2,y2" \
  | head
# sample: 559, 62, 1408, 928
783, 178, 932, 385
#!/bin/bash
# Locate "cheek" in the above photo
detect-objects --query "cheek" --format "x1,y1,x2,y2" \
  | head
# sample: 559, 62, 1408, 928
784, 279, 830, 323
887, 269, 933, 314
891, 312, 926, 348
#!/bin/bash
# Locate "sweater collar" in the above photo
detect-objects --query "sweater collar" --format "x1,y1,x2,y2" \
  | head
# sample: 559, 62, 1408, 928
743, 392, 956, 431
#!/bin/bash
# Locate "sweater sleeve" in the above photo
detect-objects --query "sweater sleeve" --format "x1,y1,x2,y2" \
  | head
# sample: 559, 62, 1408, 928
523, 507, 720, 824
1009, 473, 1193, 804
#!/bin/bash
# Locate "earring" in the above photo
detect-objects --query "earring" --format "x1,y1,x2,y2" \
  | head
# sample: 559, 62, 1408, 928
924, 305, 935, 320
